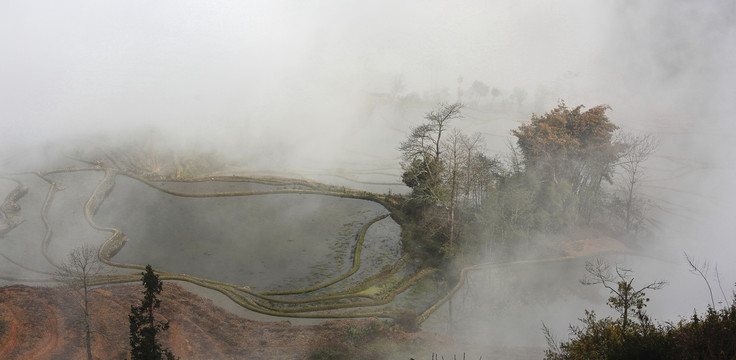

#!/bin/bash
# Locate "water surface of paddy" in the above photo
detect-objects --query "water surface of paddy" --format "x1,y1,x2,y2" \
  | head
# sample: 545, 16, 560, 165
95, 175, 399, 291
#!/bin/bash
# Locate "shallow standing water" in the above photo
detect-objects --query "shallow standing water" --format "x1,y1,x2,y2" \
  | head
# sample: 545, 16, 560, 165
94, 175, 401, 291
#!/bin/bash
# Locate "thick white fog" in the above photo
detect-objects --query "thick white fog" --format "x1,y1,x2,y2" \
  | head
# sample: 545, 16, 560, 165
2, 0, 735, 351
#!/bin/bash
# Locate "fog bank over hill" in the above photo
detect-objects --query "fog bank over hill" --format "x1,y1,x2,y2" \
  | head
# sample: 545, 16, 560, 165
2, 0, 736, 348
2, 1, 730, 159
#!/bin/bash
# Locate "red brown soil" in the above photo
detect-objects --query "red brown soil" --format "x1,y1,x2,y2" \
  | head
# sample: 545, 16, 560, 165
0, 283, 534, 360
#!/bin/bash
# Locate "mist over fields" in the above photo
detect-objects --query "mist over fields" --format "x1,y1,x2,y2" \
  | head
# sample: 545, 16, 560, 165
2, 0, 736, 352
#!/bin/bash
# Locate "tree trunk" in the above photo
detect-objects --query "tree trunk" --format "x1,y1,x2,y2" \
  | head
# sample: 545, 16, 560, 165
83, 277, 92, 360
625, 173, 636, 233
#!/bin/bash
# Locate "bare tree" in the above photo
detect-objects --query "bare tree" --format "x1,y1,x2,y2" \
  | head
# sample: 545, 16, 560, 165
581, 258, 666, 334
442, 129, 464, 249
400, 103, 470, 256
55, 244, 107, 360
616, 133, 658, 233
468, 80, 489, 106
458, 132, 484, 208
400, 102, 463, 199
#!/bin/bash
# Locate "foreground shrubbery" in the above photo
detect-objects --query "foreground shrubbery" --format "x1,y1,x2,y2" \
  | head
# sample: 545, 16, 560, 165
545, 261, 736, 360
546, 299, 736, 360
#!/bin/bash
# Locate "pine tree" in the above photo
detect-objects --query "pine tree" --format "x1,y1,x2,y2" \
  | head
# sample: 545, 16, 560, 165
129, 265, 178, 360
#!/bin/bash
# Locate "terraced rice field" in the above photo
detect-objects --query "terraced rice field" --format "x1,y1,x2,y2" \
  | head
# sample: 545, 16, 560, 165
0, 161, 435, 323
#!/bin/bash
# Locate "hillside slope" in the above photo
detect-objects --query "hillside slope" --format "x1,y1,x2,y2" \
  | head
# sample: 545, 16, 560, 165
0, 283, 532, 359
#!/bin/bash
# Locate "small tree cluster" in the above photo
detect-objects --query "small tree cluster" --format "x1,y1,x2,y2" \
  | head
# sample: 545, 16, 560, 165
472, 102, 657, 260
399, 102, 658, 263
400, 102, 500, 259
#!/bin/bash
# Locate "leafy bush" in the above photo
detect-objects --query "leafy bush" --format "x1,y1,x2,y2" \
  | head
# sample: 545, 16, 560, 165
672, 302, 736, 359
545, 265, 736, 360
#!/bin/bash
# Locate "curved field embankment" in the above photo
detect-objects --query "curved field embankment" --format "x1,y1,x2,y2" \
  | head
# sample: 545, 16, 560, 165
74, 168, 424, 321
261, 214, 390, 296
83, 169, 144, 272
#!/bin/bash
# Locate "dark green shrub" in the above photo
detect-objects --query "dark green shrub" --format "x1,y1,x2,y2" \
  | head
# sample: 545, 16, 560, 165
308, 346, 350, 360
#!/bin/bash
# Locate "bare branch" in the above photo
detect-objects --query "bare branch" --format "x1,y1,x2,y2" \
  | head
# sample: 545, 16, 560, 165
684, 251, 715, 309
715, 265, 732, 308
541, 321, 561, 355
55, 244, 108, 360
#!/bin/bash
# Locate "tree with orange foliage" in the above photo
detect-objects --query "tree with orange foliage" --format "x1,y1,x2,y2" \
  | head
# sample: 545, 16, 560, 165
512, 102, 619, 192
512, 102, 620, 224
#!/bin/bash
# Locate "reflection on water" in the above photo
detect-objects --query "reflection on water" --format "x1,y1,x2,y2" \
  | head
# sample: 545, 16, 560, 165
94, 175, 402, 292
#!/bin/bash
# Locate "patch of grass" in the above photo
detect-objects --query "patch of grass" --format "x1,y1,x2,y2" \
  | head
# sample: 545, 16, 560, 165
356, 286, 381, 297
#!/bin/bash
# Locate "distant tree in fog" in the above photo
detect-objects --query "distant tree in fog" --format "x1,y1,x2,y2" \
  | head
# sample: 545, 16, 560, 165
467, 80, 489, 106
615, 132, 658, 235
55, 244, 107, 360
491, 87, 501, 100
512, 87, 527, 112
390, 74, 406, 98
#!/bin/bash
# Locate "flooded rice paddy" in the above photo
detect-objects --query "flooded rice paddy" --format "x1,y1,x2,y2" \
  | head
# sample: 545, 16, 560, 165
94, 175, 401, 291
0, 169, 410, 313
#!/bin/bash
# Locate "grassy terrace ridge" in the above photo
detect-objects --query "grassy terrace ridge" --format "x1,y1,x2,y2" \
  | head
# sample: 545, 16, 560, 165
260, 213, 390, 296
